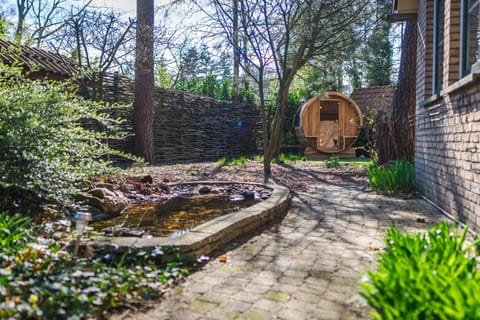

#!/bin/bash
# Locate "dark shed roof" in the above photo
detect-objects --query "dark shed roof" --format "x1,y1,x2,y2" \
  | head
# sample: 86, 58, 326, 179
350, 86, 396, 119
0, 38, 79, 80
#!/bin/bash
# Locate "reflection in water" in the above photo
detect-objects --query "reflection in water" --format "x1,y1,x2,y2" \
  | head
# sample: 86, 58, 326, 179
90, 194, 258, 238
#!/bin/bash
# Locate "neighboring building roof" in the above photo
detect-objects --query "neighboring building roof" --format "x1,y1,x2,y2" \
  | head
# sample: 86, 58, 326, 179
0, 38, 79, 80
350, 85, 396, 119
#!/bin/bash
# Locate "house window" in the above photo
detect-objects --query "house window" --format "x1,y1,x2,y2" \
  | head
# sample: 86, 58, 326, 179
462, 0, 480, 75
433, 0, 444, 93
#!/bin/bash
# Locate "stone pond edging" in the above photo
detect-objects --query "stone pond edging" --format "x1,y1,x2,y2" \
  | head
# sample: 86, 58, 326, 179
88, 182, 290, 262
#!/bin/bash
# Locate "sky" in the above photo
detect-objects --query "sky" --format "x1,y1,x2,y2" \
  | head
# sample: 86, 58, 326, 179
87, 0, 135, 13
85, 0, 176, 15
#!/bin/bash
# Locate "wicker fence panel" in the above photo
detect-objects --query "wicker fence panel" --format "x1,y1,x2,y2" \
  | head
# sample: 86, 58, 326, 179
85, 73, 259, 164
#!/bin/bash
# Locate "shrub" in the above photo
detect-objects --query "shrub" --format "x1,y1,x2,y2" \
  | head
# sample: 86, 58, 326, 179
360, 222, 480, 320
0, 65, 133, 213
368, 158, 415, 193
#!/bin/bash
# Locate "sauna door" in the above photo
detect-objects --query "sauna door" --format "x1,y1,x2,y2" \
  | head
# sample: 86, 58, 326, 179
318, 100, 340, 150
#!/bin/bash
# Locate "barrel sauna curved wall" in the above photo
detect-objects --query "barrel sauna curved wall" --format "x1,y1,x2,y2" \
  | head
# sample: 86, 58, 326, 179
295, 92, 363, 159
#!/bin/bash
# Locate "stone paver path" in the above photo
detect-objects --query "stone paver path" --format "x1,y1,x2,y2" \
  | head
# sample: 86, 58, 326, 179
113, 183, 449, 320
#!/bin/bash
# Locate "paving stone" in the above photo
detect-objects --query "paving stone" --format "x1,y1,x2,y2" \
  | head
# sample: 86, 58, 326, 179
252, 298, 285, 312
263, 290, 291, 303
110, 183, 449, 320
277, 307, 311, 320
241, 308, 270, 320
222, 299, 253, 313
187, 299, 219, 313
243, 283, 272, 294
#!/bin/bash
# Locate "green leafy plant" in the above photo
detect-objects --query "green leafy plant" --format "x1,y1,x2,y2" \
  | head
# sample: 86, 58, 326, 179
0, 213, 188, 319
325, 155, 341, 168
186, 168, 208, 178
368, 158, 415, 193
0, 212, 33, 256
216, 156, 228, 165
272, 153, 306, 164
216, 155, 250, 167
361, 222, 480, 320
231, 155, 248, 166
0, 64, 135, 213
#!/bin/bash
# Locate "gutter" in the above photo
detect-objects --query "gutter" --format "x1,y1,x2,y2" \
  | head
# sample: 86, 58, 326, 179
419, 193, 477, 236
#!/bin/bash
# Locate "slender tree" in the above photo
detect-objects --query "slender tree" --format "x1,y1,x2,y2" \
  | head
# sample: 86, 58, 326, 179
259, 0, 369, 179
232, 0, 240, 102
134, 0, 155, 163
14, 0, 91, 46
207, 0, 369, 180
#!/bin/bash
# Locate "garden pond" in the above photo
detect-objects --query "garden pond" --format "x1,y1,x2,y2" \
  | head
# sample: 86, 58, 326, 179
90, 183, 272, 238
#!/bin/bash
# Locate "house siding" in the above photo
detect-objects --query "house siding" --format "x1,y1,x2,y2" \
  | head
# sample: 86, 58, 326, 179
415, 0, 480, 230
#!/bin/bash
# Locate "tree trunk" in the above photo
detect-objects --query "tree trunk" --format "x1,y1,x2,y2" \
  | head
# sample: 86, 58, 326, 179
134, 0, 155, 163
376, 121, 396, 164
263, 81, 291, 181
377, 20, 417, 164
392, 20, 417, 162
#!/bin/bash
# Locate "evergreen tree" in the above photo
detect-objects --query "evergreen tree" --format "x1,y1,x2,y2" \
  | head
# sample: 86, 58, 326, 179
365, 0, 393, 86
365, 28, 393, 86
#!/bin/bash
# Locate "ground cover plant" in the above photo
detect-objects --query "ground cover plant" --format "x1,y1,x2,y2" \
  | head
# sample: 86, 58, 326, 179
325, 155, 341, 168
368, 158, 415, 193
0, 212, 187, 319
361, 222, 480, 320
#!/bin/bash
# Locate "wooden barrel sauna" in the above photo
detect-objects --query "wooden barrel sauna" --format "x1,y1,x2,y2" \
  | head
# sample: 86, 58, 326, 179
294, 92, 363, 158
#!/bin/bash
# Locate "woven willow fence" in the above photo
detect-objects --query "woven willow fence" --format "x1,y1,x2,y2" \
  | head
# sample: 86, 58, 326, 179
83, 72, 259, 164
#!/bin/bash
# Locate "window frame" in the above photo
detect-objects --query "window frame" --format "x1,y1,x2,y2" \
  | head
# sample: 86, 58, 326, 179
461, 0, 480, 76
433, 0, 445, 94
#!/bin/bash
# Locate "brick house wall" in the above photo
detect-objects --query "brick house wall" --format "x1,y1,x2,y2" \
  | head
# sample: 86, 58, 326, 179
415, 0, 480, 230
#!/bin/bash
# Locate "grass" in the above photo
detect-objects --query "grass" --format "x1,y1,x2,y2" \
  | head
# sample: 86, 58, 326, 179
310, 157, 372, 169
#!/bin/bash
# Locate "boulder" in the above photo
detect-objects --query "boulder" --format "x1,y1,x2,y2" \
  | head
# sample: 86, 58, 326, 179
77, 188, 129, 215
198, 186, 211, 194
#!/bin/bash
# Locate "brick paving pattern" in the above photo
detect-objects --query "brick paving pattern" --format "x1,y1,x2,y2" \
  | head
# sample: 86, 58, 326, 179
112, 183, 449, 320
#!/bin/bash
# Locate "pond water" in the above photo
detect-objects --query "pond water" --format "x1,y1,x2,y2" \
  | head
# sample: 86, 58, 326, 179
90, 191, 262, 238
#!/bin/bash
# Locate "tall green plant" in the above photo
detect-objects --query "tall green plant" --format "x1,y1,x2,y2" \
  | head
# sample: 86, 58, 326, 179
368, 158, 415, 193
361, 223, 480, 319
0, 64, 131, 213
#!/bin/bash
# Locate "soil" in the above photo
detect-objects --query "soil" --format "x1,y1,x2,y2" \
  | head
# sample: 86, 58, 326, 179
126, 160, 369, 193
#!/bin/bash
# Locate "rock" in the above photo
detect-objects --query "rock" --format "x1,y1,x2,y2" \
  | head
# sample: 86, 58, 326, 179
156, 182, 171, 193
229, 194, 245, 202
120, 183, 135, 193
77, 188, 129, 215
241, 191, 255, 201
84, 205, 103, 216
89, 188, 113, 199
95, 183, 115, 191
98, 192, 129, 215
140, 175, 154, 184
198, 186, 211, 194
76, 191, 104, 209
